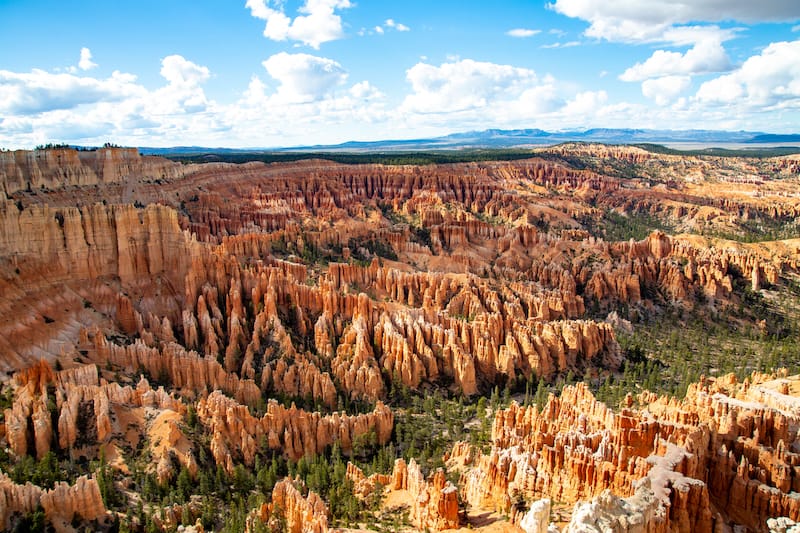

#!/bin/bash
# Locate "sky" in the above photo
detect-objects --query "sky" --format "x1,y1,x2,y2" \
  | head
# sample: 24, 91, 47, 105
1, 0, 800, 148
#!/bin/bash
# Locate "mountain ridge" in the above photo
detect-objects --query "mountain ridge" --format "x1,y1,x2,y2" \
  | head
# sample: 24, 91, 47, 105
136, 128, 800, 155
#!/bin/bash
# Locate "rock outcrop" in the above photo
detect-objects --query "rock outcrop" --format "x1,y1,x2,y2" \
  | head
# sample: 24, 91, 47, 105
2, 145, 800, 531
0, 147, 183, 196
456, 372, 800, 533
196, 390, 393, 468
247, 478, 328, 533
0, 473, 106, 531
348, 458, 459, 531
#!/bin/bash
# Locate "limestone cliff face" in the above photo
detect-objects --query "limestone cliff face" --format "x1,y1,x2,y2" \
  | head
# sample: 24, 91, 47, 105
345, 461, 392, 498
1, 185, 622, 411
0, 200, 192, 287
582, 231, 787, 308
332, 314, 386, 402
0, 147, 183, 196
95, 331, 263, 407
4, 358, 189, 488
5, 149, 782, 400
0, 200, 196, 369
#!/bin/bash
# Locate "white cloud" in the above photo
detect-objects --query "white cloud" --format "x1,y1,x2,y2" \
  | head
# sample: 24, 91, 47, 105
160, 55, 210, 87
149, 55, 213, 114
507, 28, 540, 38
695, 40, 800, 107
541, 40, 581, 49
79, 47, 97, 71
660, 25, 737, 47
364, 18, 411, 36
562, 90, 608, 115
245, 0, 352, 49
262, 52, 347, 103
350, 81, 383, 100
385, 19, 410, 32
642, 75, 691, 105
620, 38, 731, 81
550, 0, 800, 43
402, 59, 540, 114
4, 41, 800, 150
0, 68, 143, 114
0, 54, 222, 147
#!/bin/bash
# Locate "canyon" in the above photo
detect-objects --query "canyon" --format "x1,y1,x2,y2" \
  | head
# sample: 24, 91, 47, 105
0, 145, 799, 531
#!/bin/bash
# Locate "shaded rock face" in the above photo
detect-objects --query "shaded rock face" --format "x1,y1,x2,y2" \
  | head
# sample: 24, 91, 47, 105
454, 372, 800, 533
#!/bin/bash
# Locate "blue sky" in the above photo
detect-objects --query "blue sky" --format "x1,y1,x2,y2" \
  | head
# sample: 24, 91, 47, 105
1, 0, 799, 148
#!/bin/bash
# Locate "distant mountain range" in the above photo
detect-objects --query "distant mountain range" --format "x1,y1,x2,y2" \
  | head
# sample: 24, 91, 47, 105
138, 128, 800, 155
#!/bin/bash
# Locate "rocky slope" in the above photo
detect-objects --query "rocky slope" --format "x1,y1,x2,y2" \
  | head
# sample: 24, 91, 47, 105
0, 146, 799, 531
449, 372, 800, 533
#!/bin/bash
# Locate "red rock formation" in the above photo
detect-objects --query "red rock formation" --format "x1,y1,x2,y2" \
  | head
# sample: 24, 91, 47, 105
95, 331, 262, 407
3, 145, 800, 531
196, 390, 393, 468
345, 462, 392, 498
332, 314, 386, 401
0, 473, 106, 530
388, 458, 459, 531
0, 147, 183, 196
456, 372, 800, 532
345, 458, 462, 531
247, 478, 328, 533
149, 409, 198, 484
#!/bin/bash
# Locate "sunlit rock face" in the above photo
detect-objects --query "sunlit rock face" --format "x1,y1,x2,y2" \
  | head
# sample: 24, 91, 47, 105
454, 372, 800, 533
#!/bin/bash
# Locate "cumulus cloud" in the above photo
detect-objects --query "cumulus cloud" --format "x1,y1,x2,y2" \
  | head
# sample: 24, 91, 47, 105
620, 38, 731, 81
160, 55, 210, 87
245, 0, 352, 49
403, 59, 540, 114
507, 28, 540, 38
550, 0, 800, 43
642, 75, 691, 105
349, 80, 383, 100
149, 55, 213, 114
4, 38, 799, 150
0, 69, 142, 114
562, 90, 608, 115
79, 48, 97, 71
262, 52, 347, 103
385, 19, 410, 32
0, 53, 220, 147
695, 39, 800, 107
